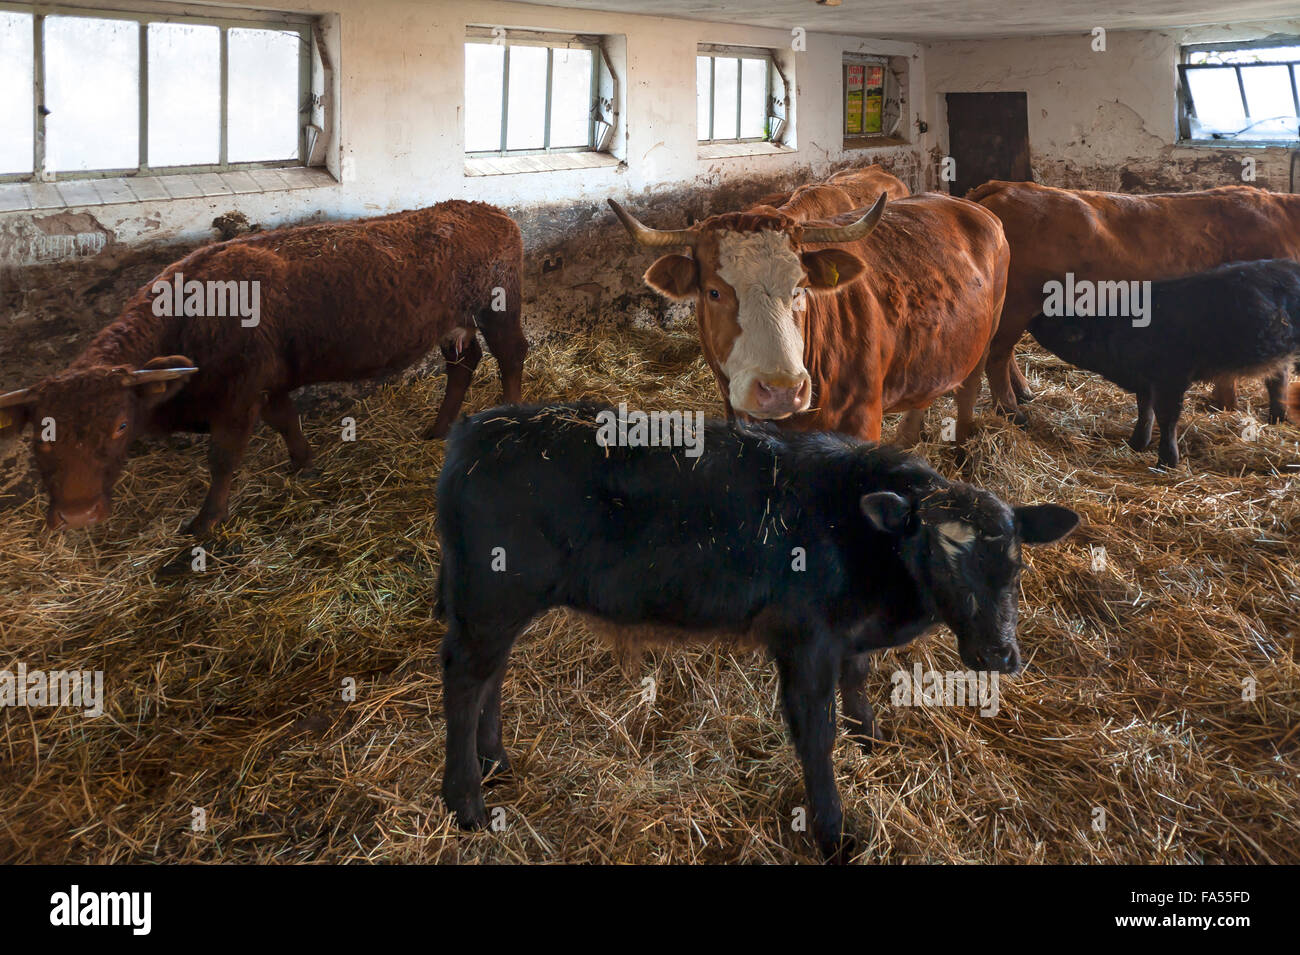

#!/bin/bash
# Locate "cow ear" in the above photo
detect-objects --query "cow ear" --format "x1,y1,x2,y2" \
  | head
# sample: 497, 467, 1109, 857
644, 254, 698, 301
860, 491, 912, 535
802, 249, 866, 292
0, 402, 33, 441
132, 355, 198, 409
1014, 504, 1080, 545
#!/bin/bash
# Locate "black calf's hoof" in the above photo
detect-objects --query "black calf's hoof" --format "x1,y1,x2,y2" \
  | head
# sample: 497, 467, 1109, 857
820, 832, 860, 865
444, 793, 489, 831
479, 754, 512, 784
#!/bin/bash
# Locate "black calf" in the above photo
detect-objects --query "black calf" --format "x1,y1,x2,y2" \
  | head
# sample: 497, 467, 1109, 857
435, 403, 1078, 861
1029, 258, 1300, 466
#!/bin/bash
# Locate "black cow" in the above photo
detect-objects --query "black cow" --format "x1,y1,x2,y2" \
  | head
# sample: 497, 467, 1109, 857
435, 402, 1078, 862
1028, 258, 1300, 467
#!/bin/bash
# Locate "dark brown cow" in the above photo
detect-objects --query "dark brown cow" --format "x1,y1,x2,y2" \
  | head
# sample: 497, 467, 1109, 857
610, 176, 1009, 445
754, 164, 910, 215
0, 200, 526, 533
970, 180, 1300, 422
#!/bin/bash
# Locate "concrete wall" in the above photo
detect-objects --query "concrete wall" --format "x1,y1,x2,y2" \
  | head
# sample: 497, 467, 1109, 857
0, 0, 927, 355
927, 19, 1300, 193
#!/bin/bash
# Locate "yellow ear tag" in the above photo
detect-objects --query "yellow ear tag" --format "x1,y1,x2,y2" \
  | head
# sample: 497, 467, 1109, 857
146, 381, 167, 395
827, 263, 839, 287
0, 410, 12, 429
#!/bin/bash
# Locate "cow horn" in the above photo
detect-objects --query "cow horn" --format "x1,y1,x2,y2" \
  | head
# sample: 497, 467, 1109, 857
801, 193, 888, 244
607, 199, 698, 248
0, 387, 34, 409
132, 366, 199, 384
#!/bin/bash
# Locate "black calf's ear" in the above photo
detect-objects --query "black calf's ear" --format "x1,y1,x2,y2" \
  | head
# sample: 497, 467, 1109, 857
1015, 504, 1080, 545
860, 492, 911, 535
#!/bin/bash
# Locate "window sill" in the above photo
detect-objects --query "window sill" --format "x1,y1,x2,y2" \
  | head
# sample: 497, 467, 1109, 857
464, 152, 622, 177
0, 166, 337, 214
698, 141, 793, 160
1176, 139, 1298, 149
843, 135, 909, 150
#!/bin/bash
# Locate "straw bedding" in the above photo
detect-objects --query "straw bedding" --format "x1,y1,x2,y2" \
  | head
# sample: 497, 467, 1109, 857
0, 326, 1296, 863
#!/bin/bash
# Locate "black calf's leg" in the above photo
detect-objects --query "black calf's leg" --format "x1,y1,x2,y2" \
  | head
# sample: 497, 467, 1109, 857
441, 618, 519, 828
773, 640, 853, 863
477, 661, 511, 781
839, 653, 879, 753
1129, 385, 1155, 451
1154, 384, 1187, 467
1265, 368, 1288, 424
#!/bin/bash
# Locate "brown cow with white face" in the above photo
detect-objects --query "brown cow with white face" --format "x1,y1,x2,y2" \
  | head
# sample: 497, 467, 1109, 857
610, 180, 1009, 445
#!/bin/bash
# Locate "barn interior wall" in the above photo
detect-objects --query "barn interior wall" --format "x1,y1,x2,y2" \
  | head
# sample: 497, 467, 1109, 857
0, 0, 927, 386
926, 19, 1300, 193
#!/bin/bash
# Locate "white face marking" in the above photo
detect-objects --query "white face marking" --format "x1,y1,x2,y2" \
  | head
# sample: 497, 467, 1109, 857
937, 521, 977, 559
713, 230, 810, 416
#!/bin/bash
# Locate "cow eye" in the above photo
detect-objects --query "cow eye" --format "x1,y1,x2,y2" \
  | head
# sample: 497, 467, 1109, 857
114, 420, 128, 437
708, 289, 720, 300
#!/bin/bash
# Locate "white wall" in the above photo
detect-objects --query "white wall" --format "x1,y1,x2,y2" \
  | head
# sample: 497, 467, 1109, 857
926, 19, 1300, 192
0, 0, 928, 256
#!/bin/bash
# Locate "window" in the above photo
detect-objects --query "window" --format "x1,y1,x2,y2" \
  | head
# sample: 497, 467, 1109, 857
697, 46, 782, 144
0, 5, 312, 181
465, 29, 614, 156
843, 54, 906, 144
1179, 41, 1300, 144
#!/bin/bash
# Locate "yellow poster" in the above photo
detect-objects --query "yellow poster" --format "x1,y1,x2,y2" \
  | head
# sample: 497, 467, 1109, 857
863, 64, 884, 134
845, 64, 864, 135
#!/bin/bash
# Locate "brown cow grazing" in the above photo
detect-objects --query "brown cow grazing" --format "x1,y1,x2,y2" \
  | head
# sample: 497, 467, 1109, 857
610, 180, 1009, 446
969, 180, 1300, 423
754, 164, 910, 215
0, 200, 526, 534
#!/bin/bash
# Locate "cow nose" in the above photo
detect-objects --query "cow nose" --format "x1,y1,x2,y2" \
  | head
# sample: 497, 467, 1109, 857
751, 376, 811, 416
51, 499, 108, 530
977, 644, 1021, 674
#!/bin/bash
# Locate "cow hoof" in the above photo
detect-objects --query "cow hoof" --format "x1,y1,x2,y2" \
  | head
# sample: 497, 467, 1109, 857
1127, 435, 1151, 452
422, 423, 451, 441
445, 792, 489, 830
479, 753, 513, 784
294, 465, 323, 481
820, 832, 860, 865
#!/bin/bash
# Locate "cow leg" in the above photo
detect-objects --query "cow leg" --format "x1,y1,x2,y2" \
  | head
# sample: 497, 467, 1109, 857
1153, 384, 1187, 468
1010, 356, 1035, 403
839, 653, 879, 754
479, 307, 528, 407
423, 335, 483, 440
187, 405, 259, 535
894, 408, 926, 446
477, 660, 512, 782
954, 357, 986, 444
1129, 385, 1155, 451
986, 349, 1027, 426
260, 391, 312, 472
1264, 367, 1288, 424
441, 615, 521, 829
1209, 374, 1238, 412
772, 637, 853, 863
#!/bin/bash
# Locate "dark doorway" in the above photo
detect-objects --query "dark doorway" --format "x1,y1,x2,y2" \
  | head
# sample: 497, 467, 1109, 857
945, 92, 1031, 197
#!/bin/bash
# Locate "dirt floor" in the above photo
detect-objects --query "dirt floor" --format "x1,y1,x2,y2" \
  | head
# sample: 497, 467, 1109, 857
0, 325, 1297, 863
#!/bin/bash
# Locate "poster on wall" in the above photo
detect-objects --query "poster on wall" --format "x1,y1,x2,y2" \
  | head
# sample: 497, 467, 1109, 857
864, 64, 884, 134
845, 64, 865, 135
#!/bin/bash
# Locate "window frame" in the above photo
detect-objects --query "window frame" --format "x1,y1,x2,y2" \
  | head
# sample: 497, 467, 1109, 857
0, 1, 313, 183
464, 28, 603, 158
696, 45, 778, 145
843, 54, 890, 139
1178, 39, 1300, 146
